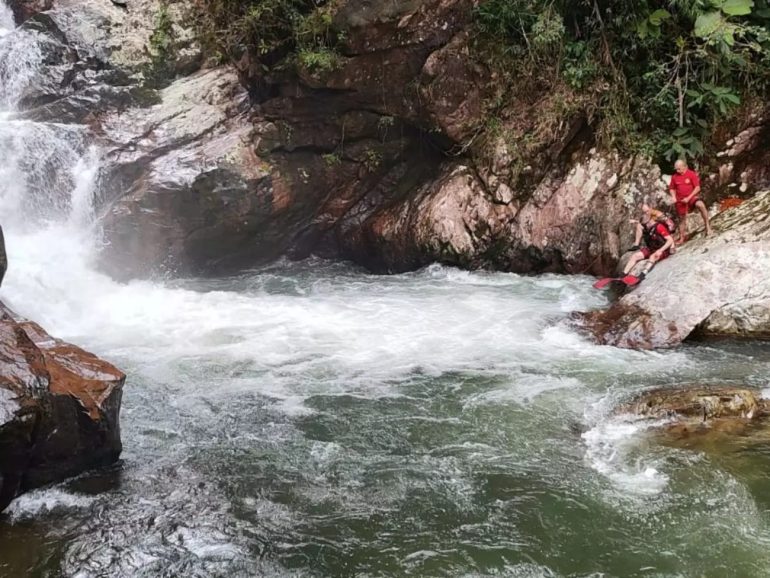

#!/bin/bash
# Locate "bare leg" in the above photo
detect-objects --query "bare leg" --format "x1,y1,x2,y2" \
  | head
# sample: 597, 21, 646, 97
677, 213, 688, 244
694, 200, 712, 236
623, 251, 645, 275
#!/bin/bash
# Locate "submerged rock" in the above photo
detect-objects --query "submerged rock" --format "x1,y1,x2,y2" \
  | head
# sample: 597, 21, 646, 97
578, 190, 770, 349
0, 301, 124, 512
614, 386, 769, 443
618, 386, 764, 421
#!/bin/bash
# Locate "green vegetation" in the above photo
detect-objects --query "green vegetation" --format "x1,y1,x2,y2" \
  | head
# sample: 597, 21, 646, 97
473, 0, 770, 160
322, 152, 342, 166
363, 148, 382, 172
147, 2, 176, 86
198, 0, 342, 74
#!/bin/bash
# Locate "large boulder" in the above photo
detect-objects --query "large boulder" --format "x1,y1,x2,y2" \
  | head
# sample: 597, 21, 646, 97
205, 0, 668, 277
0, 301, 124, 512
578, 190, 770, 349
96, 68, 277, 278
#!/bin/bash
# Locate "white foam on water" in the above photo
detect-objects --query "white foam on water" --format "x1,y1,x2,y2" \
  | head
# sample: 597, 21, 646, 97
463, 375, 582, 408
6, 488, 96, 521
582, 415, 670, 497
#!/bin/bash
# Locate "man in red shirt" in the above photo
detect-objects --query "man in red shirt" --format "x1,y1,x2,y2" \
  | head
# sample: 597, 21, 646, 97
622, 204, 674, 281
669, 159, 712, 242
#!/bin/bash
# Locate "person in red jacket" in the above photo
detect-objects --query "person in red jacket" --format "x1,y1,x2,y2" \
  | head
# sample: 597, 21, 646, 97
622, 204, 674, 281
669, 159, 712, 242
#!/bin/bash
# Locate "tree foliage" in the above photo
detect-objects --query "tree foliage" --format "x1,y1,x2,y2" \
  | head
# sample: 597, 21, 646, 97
474, 0, 770, 160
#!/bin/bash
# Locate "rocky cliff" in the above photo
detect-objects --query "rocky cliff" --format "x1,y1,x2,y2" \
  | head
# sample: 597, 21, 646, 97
0, 0, 735, 279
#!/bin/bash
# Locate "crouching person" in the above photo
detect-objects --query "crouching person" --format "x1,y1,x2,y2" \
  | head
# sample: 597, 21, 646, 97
623, 204, 674, 282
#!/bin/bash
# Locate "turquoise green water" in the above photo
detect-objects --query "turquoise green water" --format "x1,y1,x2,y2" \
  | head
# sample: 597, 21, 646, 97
1, 262, 769, 577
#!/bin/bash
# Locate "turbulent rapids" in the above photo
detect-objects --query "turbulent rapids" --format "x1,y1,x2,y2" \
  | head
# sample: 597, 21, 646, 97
2, 3, 770, 577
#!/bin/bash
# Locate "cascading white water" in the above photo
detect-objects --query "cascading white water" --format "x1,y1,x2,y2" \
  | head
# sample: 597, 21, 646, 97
0, 1, 12, 30
0, 5, 40, 108
0, 2, 108, 334
2, 3, 770, 577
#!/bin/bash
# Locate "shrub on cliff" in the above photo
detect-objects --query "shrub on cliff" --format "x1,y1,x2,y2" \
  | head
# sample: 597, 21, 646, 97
196, 0, 339, 72
474, 0, 770, 160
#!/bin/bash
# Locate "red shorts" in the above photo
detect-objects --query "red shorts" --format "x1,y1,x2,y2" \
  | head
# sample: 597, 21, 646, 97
675, 197, 699, 217
641, 247, 670, 261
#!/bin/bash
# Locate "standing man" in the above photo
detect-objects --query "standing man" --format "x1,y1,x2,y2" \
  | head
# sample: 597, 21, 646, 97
669, 159, 712, 243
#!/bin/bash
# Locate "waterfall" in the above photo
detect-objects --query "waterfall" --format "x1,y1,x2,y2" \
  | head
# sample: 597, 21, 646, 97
0, 1, 14, 36
0, 1, 105, 332
0, 7, 41, 108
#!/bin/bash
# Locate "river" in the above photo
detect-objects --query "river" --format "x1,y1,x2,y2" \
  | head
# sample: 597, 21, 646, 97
2, 4, 770, 577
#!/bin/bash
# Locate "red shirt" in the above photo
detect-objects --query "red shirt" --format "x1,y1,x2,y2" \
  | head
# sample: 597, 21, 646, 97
669, 169, 700, 201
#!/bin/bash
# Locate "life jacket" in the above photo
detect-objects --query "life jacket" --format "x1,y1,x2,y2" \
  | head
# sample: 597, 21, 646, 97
641, 217, 673, 251
651, 210, 677, 236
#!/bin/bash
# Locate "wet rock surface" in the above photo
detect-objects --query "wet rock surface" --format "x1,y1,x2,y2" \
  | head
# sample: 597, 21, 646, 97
97, 68, 268, 278
11, 0, 199, 123
614, 385, 769, 444
578, 190, 770, 349
0, 301, 124, 512
618, 386, 765, 421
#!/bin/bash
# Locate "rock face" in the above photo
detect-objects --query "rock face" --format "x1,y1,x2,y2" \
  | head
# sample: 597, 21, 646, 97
578, 190, 770, 349
336, 153, 667, 274
711, 108, 770, 198
97, 68, 268, 278
228, 0, 670, 277
11, 0, 764, 282
0, 301, 124, 512
11, 0, 200, 123
12, 0, 664, 279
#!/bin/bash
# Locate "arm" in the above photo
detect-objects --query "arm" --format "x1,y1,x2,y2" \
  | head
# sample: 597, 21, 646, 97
652, 235, 674, 259
634, 223, 643, 246
685, 172, 701, 202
